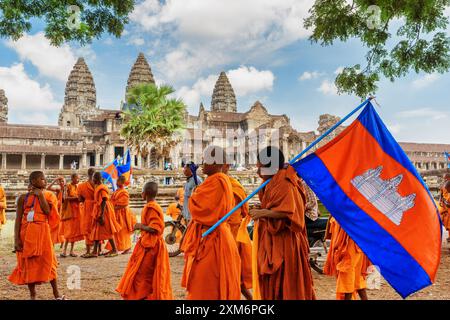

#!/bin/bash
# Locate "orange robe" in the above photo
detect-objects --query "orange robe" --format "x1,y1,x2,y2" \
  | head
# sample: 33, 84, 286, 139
116, 201, 173, 300
439, 185, 450, 231
227, 177, 252, 290
254, 165, 316, 300
62, 183, 84, 243
176, 187, 184, 205
90, 184, 121, 241
50, 190, 64, 245
9, 191, 60, 285
0, 186, 6, 231
111, 188, 136, 251
181, 172, 241, 300
324, 217, 371, 300
78, 181, 96, 245
166, 203, 181, 220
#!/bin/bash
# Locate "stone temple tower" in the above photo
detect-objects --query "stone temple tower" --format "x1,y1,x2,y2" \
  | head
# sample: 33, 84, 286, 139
59, 57, 97, 128
125, 52, 155, 100
211, 71, 237, 113
0, 89, 8, 123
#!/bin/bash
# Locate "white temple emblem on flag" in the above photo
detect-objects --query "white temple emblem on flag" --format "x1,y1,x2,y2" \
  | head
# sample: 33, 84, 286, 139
351, 166, 416, 226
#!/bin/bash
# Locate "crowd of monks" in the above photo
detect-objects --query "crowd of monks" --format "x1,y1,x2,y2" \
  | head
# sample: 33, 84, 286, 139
3, 145, 449, 300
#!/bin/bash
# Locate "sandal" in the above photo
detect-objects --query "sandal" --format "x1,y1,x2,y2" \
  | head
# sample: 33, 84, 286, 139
60, 253, 67, 258
69, 253, 78, 258
84, 253, 98, 259
104, 252, 119, 258
55, 295, 69, 300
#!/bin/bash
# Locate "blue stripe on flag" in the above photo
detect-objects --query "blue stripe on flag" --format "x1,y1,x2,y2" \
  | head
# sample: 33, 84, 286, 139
294, 154, 432, 298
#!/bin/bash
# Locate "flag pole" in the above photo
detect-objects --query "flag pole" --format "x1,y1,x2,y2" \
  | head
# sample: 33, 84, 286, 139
201, 97, 373, 238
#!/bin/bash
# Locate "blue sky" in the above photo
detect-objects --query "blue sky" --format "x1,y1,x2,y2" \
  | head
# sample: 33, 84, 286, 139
0, 0, 449, 144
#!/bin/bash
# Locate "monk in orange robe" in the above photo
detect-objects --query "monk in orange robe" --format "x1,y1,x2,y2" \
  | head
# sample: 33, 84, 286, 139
166, 196, 182, 220
0, 182, 7, 235
439, 174, 450, 242
324, 217, 371, 300
116, 182, 173, 300
222, 163, 253, 300
181, 145, 241, 300
47, 177, 65, 246
60, 174, 84, 257
78, 168, 96, 257
9, 171, 66, 300
111, 175, 136, 254
176, 187, 184, 205
90, 172, 121, 257
249, 146, 316, 300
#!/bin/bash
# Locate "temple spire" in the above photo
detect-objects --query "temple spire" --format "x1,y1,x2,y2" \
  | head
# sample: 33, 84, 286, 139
59, 57, 97, 127
125, 52, 155, 100
211, 71, 237, 113
0, 89, 8, 123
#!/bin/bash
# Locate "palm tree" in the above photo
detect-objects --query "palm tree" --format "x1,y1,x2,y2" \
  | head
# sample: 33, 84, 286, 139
120, 83, 186, 167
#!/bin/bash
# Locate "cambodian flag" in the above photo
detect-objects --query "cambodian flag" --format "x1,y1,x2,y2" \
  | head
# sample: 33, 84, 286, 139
293, 102, 441, 298
101, 159, 120, 191
117, 150, 133, 186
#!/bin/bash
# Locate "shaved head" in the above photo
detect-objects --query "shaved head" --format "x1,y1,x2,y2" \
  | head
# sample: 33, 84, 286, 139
88, 168, 96, 178
29, 171, 44, 184
143, 182, 158, 199
203, 145, 231, 165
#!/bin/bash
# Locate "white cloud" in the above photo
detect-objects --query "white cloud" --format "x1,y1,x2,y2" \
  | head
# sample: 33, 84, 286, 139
177, 66, 274, 111
0, 64, 61, 124
334, 66, 345, 75
128, 37, 145, 46
412, 73, 440, 89
130, 0, 314, 81
299, 71, 322, 81
397, 108, 448, 121
317, 79, 338, 95
6, 32, 77, 82
387, 123, 402, 134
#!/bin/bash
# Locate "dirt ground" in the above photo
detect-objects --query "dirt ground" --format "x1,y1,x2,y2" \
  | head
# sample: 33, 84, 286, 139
1, 236, 450, 300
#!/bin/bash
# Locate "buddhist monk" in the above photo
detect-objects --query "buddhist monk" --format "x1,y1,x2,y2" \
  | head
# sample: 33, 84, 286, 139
61, 173, 84, 257
222, 163, 253, 300
439, 174, 450, 242
9, 171, 66, 300
78, 168, 96, 257
0, 181, 6, 235
111, 175, 136, 254
166, 195, 182, 220
90, 172, 121, 257
176, 187, 184, 206
249, 146, 316, 300
46, 177, 65, 246
324, 217, 371, 300
181, 145, 241, 300
116, 182, 173, 300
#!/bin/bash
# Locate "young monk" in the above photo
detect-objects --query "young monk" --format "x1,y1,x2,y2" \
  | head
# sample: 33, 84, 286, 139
181, 145, 241, 300
46, 177, 65, 246
90, 172, 121, 258
166, 195, 182, 220
222, 163, 253, 300
439, 174, 450, 242
0, 181, 6, 235
9, 171, 66, 300
111, 175, 136, 254
116, 182, 173, 300
78, 168, 96, 257
249, 146, 316, 300
324, 217, 371, 300
61, 173, 84, 257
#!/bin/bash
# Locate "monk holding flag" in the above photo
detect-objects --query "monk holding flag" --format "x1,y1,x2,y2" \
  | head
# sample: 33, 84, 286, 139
222, 163, 253, 300
90, 172, 121, 257
9, 171, 66, 300
78, 168, 96, 257
249, 146, 316, 300
439, 173, 450, 242
116, 182, 172, 300
324, 217, 371, 300
181, 145, 241, 300
111, 175, 136, 254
